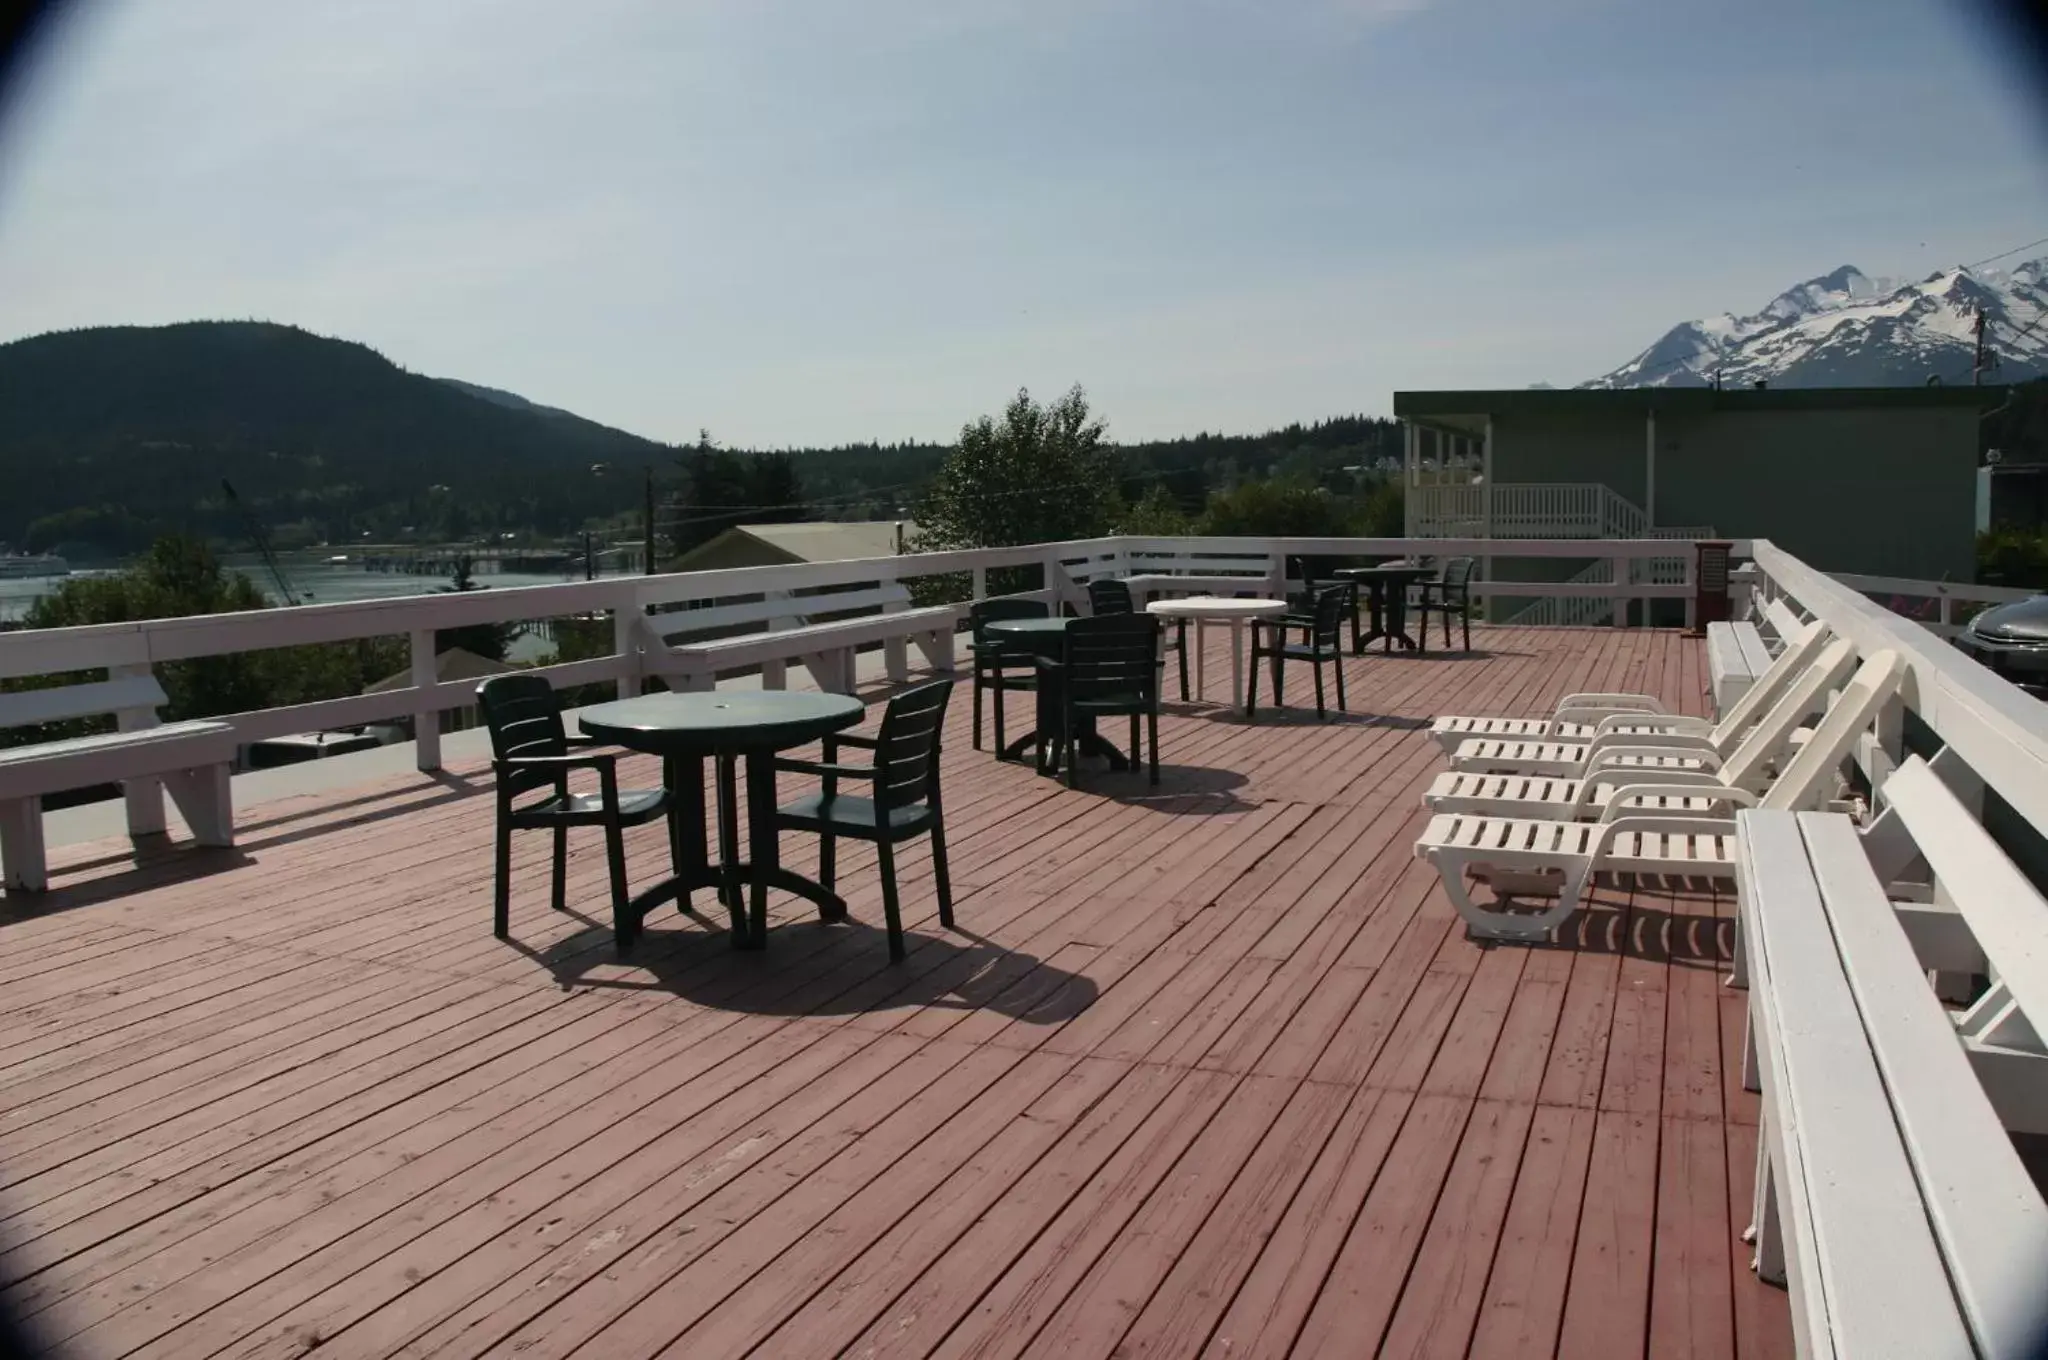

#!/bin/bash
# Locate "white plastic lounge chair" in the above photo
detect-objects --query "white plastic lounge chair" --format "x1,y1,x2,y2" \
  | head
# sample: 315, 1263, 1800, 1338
1413, 649, 1904, 942
1445, 624, 1838, 779
1422, 637, 1858, 822
1428, 617, 1824, 753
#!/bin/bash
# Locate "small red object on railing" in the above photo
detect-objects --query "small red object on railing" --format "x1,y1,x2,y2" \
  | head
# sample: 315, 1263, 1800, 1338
1693, 540, 1733, 632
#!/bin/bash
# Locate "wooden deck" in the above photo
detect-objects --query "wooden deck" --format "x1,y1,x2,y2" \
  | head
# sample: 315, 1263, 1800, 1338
0, 625, 1792, 1359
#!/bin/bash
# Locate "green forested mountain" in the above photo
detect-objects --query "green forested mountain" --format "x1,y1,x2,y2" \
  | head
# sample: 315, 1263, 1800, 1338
0, 319, 1403, 559
0, 321, 674, 555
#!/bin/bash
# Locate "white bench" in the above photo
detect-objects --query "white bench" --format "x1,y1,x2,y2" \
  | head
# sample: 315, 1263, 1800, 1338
1759, 597, 1809, 656
1707, 620, 1773, 715
1122, 573, 1277, 604
0, 676, 237, 893
1734, 767, 2048, 1359
642, 585, 961, 694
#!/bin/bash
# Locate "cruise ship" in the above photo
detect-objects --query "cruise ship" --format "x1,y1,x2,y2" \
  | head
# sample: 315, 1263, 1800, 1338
0, 552, 70, 579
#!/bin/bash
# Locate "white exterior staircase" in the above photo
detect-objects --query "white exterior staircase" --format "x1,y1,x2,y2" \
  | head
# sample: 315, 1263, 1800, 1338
1406, 482, 1712, 626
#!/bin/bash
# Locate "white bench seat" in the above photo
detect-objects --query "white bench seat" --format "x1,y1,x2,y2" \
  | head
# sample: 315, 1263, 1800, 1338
1736, 791, 2048, 1359
1734, 809, 1980, 1359
1707, 619, 1773, 714
0, 676, 236, 893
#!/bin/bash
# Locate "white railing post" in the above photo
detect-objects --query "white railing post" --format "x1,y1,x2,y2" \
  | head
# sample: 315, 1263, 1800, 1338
881, 564, 910, 682
972, 566, 987, 600
1612, 555, 1629, 628
613, 601, 642, 699
112, 659, 167, 836
411, 628, 441, 771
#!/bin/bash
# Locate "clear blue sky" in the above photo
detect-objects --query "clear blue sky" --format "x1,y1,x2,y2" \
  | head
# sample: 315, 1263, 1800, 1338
1, 0, 2044, 445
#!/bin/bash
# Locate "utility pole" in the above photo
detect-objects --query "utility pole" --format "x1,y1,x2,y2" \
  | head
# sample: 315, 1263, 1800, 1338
642, 467, 656, 576
1973, 307, 1989, 386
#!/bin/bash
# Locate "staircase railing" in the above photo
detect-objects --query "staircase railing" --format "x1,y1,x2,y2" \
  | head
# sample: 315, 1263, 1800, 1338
1502, 524, 1718, 626
1410, 483, 1614, 539
1504, 559, 1628, 627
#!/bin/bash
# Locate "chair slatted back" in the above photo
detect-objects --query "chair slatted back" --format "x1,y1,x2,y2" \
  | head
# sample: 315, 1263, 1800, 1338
478, 674, 569, 798
1442, 557, 1476, 589
873, 679, 955, 811
1758, 650, 1906, 812
1087, 578, 1136, 617
970, 598, 1049, 648
1717, 636, 1857, 791
1287, 555, 1324, 606
1707, 620, 1832, 751
1308, 585, 1349, 651
1062, 614, 1159, 703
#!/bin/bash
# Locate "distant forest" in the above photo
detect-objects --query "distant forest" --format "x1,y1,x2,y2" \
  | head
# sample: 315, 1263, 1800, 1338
0, 320, 1403, 560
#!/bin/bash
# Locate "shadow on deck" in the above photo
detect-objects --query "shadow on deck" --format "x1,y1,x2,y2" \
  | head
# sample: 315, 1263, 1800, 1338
0, 624, 1790, 1360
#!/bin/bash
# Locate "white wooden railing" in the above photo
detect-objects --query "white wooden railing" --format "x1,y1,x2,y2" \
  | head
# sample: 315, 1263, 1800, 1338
1827, 571, 2038, 639
1408, 482, 1710, 546
1752, 542, 2048, 862
0, 535, 1724, 775
1410, 483, 1613, 539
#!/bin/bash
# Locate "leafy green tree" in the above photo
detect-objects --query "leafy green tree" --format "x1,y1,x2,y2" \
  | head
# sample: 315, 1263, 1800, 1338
1978, 527, 2048, 588
6, 535, 401, 744
433, 555, 526, 662
1356, 478, 1404, 538
666, 432, 808, 560
1197, 478, 1356, 538
1118, 483, 1194, 536
913, 386, 1117, 552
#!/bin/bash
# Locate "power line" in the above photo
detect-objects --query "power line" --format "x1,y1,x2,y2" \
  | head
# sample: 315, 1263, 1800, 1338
1967, 234, 2048, 271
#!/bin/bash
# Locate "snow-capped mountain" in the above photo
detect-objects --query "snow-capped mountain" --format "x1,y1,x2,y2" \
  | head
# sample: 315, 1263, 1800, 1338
1583, 258, 2048, 389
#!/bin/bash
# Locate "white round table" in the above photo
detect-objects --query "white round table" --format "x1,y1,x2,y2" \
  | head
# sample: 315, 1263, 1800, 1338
1145, 596, 1287, 712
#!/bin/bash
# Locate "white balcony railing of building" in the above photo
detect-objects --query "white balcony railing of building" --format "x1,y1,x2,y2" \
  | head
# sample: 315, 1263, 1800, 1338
1408, 482, 1625, 539
1408, 482, 1715, 545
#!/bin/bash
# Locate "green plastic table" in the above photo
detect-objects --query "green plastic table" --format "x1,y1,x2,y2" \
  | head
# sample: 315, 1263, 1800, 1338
578, 690, 864, 949
1336, 563, 1436, 653
983, 617, 1132, 774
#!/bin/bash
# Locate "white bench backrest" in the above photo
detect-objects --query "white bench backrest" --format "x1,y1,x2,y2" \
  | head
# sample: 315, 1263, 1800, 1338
1758, 649, 1905, 811
1718, 637, 1856, 791
1736, 624, 1776, 678
1763, 596, 1808, 650
1885, 758, 2048, 1044
1708, 621, 1832, 750
1800, 806, 2048, 1358
644, 582, 911, 645
1127, 549, 1271, 579
0, 675, 169, 732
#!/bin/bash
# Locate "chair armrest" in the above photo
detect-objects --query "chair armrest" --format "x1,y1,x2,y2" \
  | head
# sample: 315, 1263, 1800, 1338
1596, 783, 1755, 823
1584, 730, 1718, 757
498, 752, 618, 771
828, 732, 880, 749
1557, 691, 1666, 716
1592, 712, 1712, 738
1584, 744, 1723, 774
773, 757, 878, 779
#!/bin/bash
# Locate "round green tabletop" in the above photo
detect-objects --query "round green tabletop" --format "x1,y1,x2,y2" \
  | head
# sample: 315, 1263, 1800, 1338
577, 690, 865, 756
984, 615, 1074, 659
